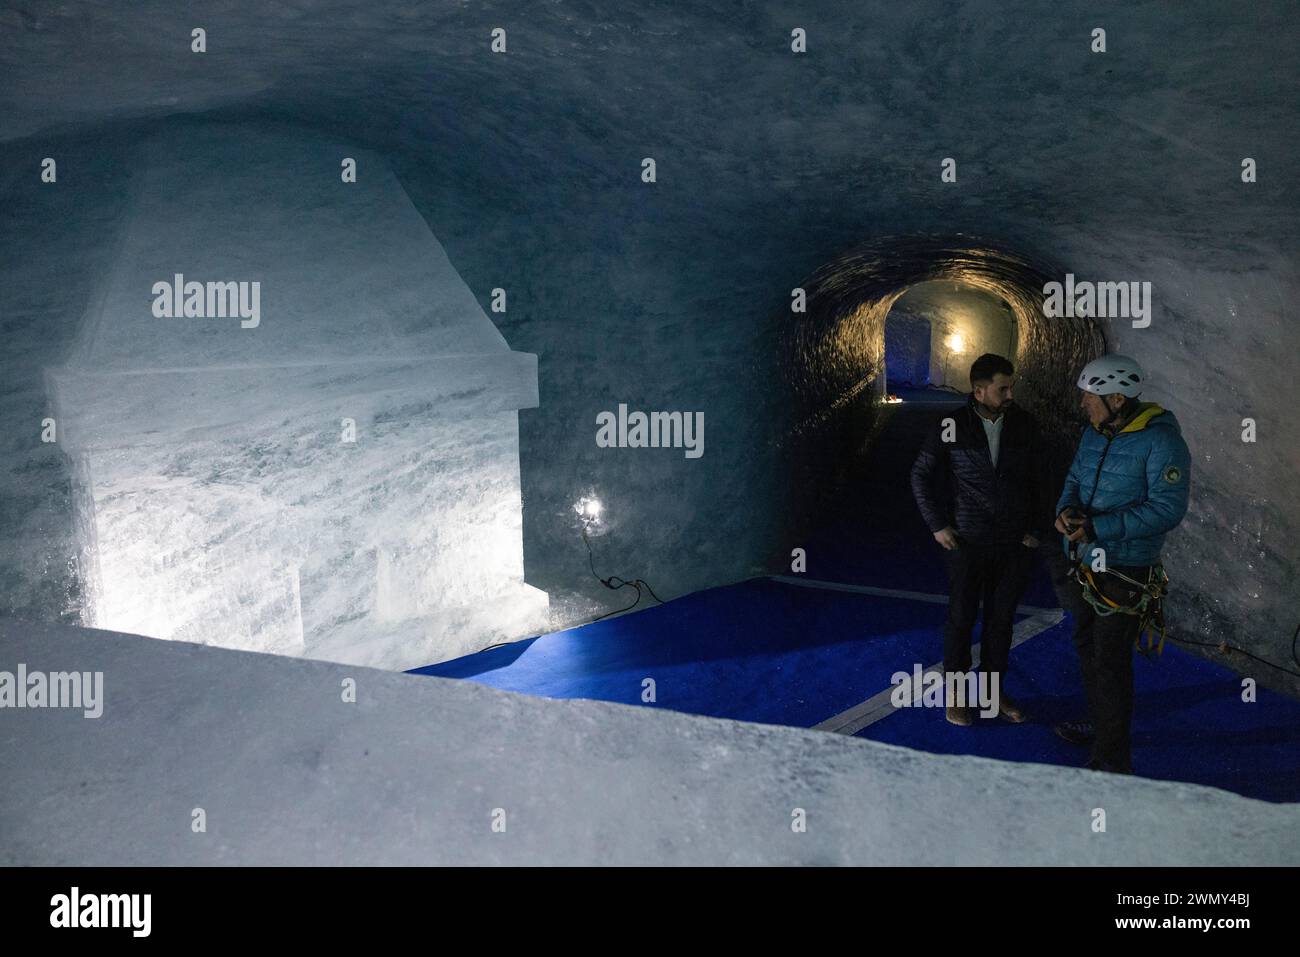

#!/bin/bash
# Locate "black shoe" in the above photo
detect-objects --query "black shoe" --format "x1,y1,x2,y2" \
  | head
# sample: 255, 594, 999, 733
1086, 759, 1133, 775
997, 693, 1028, 723
1054, 720, 1094, 747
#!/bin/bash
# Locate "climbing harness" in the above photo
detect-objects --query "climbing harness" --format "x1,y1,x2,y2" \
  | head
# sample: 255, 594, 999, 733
1062, 400, 1172, 655
1075, 561, 1170, 656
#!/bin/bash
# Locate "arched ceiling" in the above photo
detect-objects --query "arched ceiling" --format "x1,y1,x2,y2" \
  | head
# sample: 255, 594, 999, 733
2, 1, 1295, 249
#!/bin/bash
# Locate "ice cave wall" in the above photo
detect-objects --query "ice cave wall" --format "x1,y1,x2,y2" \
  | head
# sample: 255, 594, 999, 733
0, 2, 1296, 676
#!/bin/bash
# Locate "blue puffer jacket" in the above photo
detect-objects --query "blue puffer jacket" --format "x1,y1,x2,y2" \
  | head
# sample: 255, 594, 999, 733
1056, 403, 1191, 566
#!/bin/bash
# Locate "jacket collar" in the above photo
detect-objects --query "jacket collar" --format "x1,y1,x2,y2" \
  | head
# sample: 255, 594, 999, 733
1097, 401, 1166, 436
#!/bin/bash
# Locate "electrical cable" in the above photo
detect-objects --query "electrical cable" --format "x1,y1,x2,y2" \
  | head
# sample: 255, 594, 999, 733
460, 523, 664, 658
578, 525, 664, 623
1164, 631, 1300, 680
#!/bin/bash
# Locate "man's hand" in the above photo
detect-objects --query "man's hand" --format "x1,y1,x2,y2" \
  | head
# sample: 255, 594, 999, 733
933, 527, 959, 551
1055, 507, 1084, 536
1021, 534, 1040, 548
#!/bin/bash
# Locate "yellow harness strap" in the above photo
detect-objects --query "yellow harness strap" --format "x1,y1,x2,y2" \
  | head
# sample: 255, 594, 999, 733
1077, 565, 1168, 657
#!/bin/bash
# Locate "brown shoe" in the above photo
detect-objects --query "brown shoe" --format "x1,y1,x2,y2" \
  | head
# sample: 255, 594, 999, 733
945, 705, 974, 726
997, 694, 1027, 723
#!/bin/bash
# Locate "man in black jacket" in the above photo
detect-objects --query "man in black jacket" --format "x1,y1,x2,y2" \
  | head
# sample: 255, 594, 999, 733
910, 353, 1049, 725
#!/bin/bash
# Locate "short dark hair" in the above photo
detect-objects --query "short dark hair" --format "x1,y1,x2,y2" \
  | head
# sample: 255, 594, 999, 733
969, 353, 1014, 388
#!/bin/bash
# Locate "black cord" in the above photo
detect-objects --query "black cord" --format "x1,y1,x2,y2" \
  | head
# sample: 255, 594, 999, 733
1165, 631, 1300, 681
457, 529, 662, 657
579, 526, 664, 623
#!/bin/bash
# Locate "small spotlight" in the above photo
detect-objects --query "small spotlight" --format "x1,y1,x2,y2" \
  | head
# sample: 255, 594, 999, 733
945, 333, 966, 355
575, 496, 603, 525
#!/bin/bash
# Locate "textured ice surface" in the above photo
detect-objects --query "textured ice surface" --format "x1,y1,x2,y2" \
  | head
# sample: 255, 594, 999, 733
64, 122, 509, 370
2, 618, 1298, 866
2, 2, 1297, 674
45, 122, 548, 668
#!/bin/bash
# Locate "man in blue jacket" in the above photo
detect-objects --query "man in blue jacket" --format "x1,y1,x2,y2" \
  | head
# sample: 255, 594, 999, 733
1052, 354, 1191, 773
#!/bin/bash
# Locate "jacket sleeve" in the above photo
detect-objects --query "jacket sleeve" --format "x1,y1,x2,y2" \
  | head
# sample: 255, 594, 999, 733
910, 418, 950, 534
1089, 429, 1191, 543
1055, 431, 1086, 517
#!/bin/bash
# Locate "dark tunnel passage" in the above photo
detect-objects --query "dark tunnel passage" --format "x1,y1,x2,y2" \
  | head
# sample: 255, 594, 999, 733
774, 235, 1104, 591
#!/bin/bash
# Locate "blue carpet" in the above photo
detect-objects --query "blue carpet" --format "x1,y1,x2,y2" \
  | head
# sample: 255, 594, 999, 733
413, 576, 1300, 803
861, 613, 1300, 803
413, 577, 1021, 728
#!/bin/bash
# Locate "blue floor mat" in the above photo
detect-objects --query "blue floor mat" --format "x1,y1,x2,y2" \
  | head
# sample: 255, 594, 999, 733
413, 577, 1022, 728
413, 576, 1300, 803
862, 614, 1300, 803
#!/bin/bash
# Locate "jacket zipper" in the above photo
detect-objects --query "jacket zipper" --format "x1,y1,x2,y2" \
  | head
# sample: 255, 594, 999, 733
1083, 433, 1114, 515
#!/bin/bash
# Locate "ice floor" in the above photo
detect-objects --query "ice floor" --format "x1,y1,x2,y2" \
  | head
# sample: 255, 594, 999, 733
4, 615, 1300, 865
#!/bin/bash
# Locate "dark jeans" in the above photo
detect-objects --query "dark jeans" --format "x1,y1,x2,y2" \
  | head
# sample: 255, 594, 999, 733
942, 541, 1034, 684
1049, 551, 1153, 773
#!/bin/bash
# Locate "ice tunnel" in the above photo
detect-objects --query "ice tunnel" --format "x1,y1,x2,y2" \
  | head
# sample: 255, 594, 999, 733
777, 236, 1104, 529
46, 121, 549, 670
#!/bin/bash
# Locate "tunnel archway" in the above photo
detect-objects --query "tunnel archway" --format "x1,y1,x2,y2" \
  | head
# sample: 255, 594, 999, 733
882, 280, 1019, 396
775, 234, 1105, 572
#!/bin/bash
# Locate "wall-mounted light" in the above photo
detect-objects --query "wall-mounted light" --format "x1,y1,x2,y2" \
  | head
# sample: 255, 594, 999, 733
574, 495, 603, 526
945, 332, 966, 355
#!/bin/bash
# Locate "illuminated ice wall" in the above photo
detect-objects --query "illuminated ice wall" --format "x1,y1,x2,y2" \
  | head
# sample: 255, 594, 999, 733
47, 121, 549, 670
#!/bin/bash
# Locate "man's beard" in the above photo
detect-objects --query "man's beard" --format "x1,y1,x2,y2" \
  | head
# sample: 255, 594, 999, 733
979, 398, 1011, 417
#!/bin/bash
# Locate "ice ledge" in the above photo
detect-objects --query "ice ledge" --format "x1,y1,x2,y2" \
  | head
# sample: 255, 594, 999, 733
46, 351, 538, 452
2, 619, 1297, 866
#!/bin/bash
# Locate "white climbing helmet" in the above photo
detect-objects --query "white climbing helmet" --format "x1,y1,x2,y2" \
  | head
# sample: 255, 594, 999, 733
1077, 354, 1145, 397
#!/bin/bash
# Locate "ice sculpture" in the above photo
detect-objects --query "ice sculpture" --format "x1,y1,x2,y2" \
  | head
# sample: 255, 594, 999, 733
46, 121, 549, 669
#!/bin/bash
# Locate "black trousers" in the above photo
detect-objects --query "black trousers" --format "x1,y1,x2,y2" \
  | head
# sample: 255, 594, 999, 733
1049, 551, 1152, 773
942, 541, 1034, 682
